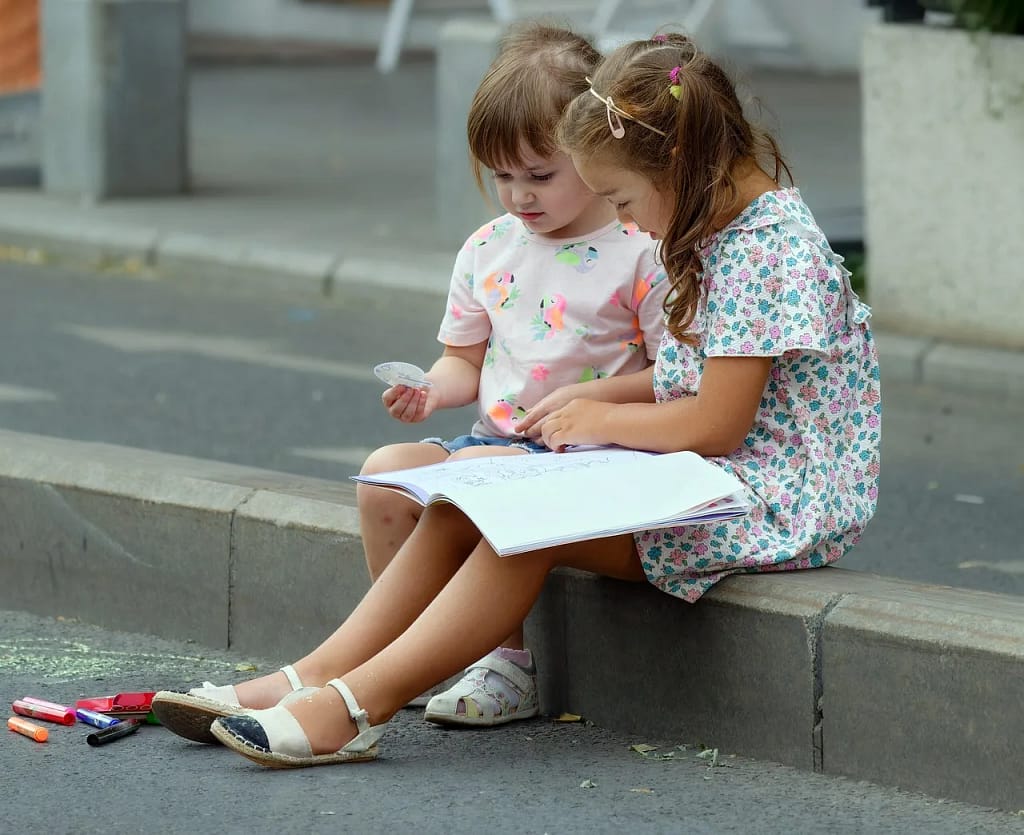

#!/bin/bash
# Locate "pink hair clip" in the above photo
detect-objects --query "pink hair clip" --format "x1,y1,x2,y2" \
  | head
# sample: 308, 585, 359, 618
651, 34, 667, 42
668, 66, 682, 100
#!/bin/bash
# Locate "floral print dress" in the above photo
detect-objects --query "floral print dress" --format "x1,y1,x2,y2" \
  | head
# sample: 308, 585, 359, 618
634, 188, 881, 602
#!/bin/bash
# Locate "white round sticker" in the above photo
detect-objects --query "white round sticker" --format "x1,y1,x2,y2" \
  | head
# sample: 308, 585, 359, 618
373, 361, 433, 388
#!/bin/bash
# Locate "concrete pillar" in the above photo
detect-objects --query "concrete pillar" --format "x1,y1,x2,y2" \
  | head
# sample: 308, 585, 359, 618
0, 91, 41, 185
41, 0, 188, 198
435, 18, 501, 248
863, 23, 1024, 349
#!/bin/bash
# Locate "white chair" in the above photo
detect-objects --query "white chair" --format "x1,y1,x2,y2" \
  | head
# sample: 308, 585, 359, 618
377, 0, 514, 72
376, 0, 722, 73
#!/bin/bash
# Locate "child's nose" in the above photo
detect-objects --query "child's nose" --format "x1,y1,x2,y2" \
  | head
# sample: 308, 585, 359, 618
512, 184, 535, 206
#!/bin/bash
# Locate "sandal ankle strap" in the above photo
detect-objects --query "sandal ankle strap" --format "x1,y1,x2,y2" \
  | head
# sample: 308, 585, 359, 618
326, 678, 371, 736
280, 664, 304, 691
469, 654, 535, 696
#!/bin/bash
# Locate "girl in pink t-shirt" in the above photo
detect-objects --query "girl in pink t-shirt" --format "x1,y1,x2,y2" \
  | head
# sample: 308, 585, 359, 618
151, 24, 666, 748
356, 24, 667, 727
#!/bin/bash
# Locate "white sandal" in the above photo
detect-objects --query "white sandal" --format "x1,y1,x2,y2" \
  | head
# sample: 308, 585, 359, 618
404, 671, 467, 709
423, 653, 539, 727
152, 664, 313, 744
211, 678, 386, 768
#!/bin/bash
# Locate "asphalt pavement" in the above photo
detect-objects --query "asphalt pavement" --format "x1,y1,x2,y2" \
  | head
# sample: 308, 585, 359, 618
3, 608, 1022, 835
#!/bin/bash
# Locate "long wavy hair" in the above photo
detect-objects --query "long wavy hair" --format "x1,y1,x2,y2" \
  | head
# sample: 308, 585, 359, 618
467, 23, 602, 192
557, 33, 791, 343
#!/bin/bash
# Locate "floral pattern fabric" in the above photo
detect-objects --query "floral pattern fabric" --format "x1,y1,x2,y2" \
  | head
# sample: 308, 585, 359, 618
634, 188, 882, 602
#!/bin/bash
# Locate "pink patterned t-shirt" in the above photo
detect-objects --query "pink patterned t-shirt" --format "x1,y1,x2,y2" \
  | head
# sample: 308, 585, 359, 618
438, 214, 669, 438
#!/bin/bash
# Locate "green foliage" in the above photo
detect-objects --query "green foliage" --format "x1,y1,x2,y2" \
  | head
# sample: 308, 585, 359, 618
833, 244, 867, 296
962, 0, 1024, 34
845, 251, 867, 295
925, 0, 1024, 34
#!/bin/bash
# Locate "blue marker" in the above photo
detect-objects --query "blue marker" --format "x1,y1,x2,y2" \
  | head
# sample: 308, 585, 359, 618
75, 708, 120, 729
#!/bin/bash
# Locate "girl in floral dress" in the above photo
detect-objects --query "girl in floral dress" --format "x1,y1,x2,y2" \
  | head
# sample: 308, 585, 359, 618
153, 30, 880, 769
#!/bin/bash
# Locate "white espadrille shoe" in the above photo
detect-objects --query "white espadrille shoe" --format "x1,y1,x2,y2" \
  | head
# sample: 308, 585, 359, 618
152, 664, 313, 744
211, 678, 386, 768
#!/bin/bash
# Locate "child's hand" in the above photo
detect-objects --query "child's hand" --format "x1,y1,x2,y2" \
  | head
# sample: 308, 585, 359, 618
382, 383, 438, 423
538, 399, 611, 452
516, 385, 581, 438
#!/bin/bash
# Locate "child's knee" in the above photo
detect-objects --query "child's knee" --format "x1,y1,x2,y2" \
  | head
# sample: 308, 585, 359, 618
358, 443, 450, 518
447, 446, 526, 463
361, 444, 406, 476
359, 442, 444, 476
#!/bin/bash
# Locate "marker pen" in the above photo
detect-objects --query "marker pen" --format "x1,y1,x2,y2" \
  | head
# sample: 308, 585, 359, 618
8, 716, 49, 743
12, 698, 76, 725
87, 718, 141, 746
75, 708, 121, 729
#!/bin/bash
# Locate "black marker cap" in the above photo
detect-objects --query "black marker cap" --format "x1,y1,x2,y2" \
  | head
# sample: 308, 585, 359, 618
87, 718, 142, 746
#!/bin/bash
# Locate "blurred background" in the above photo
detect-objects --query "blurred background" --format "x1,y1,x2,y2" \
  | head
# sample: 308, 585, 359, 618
3, 0, 879, 251
1, 0, 1022, 596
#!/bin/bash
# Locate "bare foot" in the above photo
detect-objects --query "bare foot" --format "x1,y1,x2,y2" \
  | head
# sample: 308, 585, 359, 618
232, 670, 295, 709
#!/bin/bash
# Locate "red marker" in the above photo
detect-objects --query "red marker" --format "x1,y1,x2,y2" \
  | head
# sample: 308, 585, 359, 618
12, 697, 76, 725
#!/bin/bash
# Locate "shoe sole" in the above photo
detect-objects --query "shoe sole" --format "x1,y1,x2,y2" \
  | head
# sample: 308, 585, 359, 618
423, 704, 539, 728
403, 671, 469, 710
151, 691, 244, 744
211, 722, 379, 768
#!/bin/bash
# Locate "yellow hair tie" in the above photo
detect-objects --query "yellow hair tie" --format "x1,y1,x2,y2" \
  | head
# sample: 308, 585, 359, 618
668, 66, 682, 100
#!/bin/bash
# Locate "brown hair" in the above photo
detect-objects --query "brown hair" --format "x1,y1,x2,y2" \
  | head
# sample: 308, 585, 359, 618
557, 33, 791, 343
467, 23, 601, 192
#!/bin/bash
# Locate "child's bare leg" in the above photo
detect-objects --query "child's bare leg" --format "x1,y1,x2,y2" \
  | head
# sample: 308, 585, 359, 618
358, 442, 450, 581
285, 512, 644, 753
231, 490, 483, 708
231, 446, 531, 709
362, 442, 528, 648
440, 444, 531, 650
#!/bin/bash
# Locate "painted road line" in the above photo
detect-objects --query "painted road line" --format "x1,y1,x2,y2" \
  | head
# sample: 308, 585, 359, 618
59, 324, 375, 381
290, 446, 375, 468
0, 383, 58, 402
959, 560, 1024, 576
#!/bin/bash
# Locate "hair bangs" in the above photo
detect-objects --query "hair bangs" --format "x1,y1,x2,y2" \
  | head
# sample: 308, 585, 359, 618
467, 24, 601, 193
470, 68, 561, 179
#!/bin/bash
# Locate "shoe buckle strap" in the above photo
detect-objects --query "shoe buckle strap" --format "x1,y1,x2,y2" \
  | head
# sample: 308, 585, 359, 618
279, 664, 304, 691
469, 654, 536, 696
326, 678, 370, 734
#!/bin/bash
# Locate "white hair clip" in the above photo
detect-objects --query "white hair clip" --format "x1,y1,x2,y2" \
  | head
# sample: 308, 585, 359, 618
586, 78, 667, 139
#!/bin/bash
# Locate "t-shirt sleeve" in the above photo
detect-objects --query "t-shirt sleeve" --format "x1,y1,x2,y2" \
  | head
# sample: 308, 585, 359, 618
702, 226, 833, 358
436, 240, 492, 347
631, 250, 670, 360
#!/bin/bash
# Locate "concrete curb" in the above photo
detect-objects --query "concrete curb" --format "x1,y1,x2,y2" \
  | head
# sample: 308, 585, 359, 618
874, 331, 1024, 401
1, 428, 1021, 811
1, 211, 1022, 397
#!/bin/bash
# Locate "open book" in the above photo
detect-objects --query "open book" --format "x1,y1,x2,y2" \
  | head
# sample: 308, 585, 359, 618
352, 447, 750, 557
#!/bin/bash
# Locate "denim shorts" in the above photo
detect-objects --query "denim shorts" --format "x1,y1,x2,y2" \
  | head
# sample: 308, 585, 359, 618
420, 434, 549, 454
